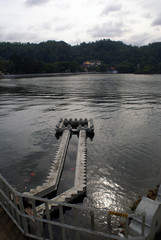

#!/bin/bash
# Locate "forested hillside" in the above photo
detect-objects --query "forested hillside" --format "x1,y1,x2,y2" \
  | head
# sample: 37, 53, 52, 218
0, 39, 161, 74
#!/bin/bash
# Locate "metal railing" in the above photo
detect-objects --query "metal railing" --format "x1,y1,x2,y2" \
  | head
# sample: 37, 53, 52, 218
0, 174, 145, 240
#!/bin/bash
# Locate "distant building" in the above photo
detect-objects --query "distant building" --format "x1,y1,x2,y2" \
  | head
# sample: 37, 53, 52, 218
83, 60, 101, 70
107, 66, 118, 74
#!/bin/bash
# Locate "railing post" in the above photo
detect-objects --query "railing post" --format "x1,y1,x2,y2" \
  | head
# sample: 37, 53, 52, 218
10, 194, 16, 220
17, 195, 29, 234
59, 205, 67, 240
74, 207, 80, 240
107, 214, 112, 234
13, 193, 22, 227
45, 201, 54, 240
4, 185, 10, 212
90, 210, 95, 240
0, 192, 5, 209
90, 210, 95, 231
124, 217, 129, 238
31, 198, 43, 237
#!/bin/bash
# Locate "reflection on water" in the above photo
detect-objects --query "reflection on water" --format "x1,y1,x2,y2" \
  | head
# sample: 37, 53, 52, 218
0, 74, 161, 215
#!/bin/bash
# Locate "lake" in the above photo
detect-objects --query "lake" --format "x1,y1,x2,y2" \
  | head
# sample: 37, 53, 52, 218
0, 73, 161, 215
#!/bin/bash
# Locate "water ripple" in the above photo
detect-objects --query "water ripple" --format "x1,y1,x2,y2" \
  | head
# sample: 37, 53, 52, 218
1, 74, 161, 214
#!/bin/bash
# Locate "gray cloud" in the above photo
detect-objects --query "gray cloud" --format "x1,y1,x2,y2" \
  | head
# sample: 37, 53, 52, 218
25, 0, 50, 7
126, 33, 151, 46
102, 3, 122, 15
152, 16, 161, 26
55, 2, 70, 10
140, 0, 161, 9
0, 27, 6, 42
3, 31, 40, 43
55, 24, 72, 32
88, 22, 126, 38
144, 13, 152, 19
41, 22, 52, 30
0, 25, 5, 31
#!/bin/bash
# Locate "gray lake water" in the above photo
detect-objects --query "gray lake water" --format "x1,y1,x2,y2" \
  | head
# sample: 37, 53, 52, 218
0, 73, 161, 215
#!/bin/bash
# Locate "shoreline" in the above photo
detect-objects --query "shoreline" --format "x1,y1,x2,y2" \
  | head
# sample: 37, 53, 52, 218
1, 72, 160, 80
0, 72, 83, 79
0, 71, 126, 79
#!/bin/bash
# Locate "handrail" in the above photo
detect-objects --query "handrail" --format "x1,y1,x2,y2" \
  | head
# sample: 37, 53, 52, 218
0, 174, 145, 240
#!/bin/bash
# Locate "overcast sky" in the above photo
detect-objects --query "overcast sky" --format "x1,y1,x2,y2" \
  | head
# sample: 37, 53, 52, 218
0, 0, 161, 46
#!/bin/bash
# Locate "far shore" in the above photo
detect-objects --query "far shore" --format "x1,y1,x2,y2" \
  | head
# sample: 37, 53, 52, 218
0, 72, 110, 79
0, 72, 82, 79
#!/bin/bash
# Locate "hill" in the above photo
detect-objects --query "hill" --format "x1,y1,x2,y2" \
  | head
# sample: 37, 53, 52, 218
0, 39, 161, 74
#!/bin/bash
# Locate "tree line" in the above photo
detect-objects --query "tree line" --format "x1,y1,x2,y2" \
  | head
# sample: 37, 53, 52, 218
0, 39, 161, 74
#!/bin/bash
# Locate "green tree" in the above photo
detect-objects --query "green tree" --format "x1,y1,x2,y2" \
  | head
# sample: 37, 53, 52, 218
9, 54, 23, 73
116, 62, 135, 73
1, 39, 161, 74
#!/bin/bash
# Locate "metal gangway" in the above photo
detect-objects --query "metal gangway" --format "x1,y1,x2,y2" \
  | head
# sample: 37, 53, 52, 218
0, 174, 146, 240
